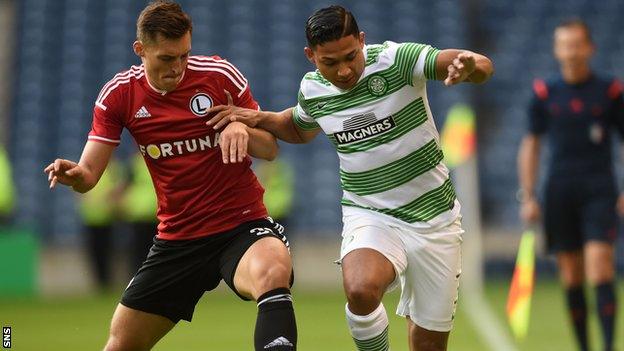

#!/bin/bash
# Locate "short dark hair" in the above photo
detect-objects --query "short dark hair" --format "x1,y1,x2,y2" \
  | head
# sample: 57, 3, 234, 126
305, 5, 359, 48
555, 18, 593, 43
137, 0, 193, 44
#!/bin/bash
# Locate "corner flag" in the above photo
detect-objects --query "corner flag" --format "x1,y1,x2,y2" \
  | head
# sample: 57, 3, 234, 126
506, 230, 536, 341
440, 104, 476, 169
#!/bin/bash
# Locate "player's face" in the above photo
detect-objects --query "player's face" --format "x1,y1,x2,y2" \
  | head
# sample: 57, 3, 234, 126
134, 31, 192, 92
305, 32, 366, 90
553, 26, 594, 70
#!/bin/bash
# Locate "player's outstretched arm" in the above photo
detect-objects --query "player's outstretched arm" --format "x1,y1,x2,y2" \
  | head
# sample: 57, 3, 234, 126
43, 141, 115, 193
435, 49, 494, 86
207, 104, 320, 144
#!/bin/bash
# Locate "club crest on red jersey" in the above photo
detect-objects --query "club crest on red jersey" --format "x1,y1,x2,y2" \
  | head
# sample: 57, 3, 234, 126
189, 93, 213, 116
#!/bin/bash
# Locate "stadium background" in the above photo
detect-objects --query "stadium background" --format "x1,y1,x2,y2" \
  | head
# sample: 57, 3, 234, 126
0, 0, 623, 350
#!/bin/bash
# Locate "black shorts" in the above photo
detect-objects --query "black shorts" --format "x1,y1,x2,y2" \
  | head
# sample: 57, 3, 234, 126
120, 217, 292, 323
543, 177, 618, 253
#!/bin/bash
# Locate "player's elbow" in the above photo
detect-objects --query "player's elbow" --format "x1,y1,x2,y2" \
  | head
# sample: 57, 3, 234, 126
475, 56, 495, 83
72, 184, 94, 194
264, 144, 279, 161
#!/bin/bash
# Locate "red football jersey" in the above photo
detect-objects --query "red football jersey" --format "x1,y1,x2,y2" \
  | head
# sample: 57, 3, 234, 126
89, 55, 268, 240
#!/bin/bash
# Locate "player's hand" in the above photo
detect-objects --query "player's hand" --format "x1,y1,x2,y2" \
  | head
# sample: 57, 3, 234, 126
519, 198, 541, 224
444, 52, 476, 86
206, 90, 262, 130
43, 159, 84, 189
616, 193, 624, 217
219, 121, 249, 164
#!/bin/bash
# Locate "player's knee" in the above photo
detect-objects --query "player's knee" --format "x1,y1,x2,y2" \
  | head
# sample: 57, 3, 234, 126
415, 339, 447, 351
104, 329, 151, 351
104, 336, 147, 351
587, 264, 615, 285
344, 281, 384, 311
250, 259, 292, 297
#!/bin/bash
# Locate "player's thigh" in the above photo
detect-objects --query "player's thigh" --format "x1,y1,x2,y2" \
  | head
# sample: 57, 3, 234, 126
407, 318, 449, 351
340, 216, 406, 295
342, 249, 396, 299
106, 303, 174, 351
223, 218, 292, 301
397, 218, 463, 333
543, 183, 582, 253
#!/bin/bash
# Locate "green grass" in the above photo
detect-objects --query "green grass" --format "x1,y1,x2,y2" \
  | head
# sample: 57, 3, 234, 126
0, 280, 622, 350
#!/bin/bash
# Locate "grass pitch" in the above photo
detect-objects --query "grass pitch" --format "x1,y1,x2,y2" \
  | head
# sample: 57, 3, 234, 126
0, 280, 622, 350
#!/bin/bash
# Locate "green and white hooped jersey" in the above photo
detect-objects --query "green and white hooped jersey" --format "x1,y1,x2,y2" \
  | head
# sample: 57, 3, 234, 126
293, 41, 461, 230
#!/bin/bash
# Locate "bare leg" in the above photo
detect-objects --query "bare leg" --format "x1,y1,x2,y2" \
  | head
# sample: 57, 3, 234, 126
233, 236, 292, 300
342, 248, 395, 315
103, 304, 175, 351
406, 317, 449, 351
233, 236, 296, 351
342, 248, 395, 351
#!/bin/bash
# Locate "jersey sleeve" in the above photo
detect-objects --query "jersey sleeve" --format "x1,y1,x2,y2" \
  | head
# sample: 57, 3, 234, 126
395, 42, 440, 85
606, 78, 624, 138
293, 90, 320, 130
527, 79, 549, 135
88, 85, 125, 146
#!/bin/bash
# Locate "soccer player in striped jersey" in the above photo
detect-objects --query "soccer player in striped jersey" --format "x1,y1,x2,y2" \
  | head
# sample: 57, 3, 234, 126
518, 19, 623, 351
207, 5, 493, 351
44, 1, 297, 350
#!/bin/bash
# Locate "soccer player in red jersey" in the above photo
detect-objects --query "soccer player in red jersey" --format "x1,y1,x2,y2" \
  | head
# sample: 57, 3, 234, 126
44, 1, 297, 350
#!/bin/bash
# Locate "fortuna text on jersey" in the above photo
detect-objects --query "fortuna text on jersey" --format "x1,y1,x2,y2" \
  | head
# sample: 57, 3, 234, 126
138, 133, 220, 160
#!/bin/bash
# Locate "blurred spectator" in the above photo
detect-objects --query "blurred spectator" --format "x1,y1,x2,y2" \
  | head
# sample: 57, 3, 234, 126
78, 158, 123, 290
0, 144, 15, 226
254, 157, 294, 229
120, 153, 157, 274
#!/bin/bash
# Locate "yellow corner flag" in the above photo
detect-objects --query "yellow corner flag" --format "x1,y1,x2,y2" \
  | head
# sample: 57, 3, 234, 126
506, 230, 536, 341
440, 104, 476, 169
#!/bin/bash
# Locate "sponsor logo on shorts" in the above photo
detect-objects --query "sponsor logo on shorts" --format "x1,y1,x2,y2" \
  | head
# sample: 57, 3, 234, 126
250, 228, 274, 236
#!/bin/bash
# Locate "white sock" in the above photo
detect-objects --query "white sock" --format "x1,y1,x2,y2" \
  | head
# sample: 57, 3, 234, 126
345, 303, 390, 351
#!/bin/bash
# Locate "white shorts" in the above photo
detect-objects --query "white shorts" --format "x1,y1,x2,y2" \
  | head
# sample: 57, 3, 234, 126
339, 209, 463, 332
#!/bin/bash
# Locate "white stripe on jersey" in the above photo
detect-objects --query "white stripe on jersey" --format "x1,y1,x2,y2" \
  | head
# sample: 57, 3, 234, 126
187, 59, 248, 97
88, 135, 121, 144
96, 65, 144, 102
96, 67, 145, 108
189, 56, 247, 84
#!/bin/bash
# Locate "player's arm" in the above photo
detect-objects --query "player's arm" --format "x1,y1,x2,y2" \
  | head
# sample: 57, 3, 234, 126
256, 107, 321, 144
44, 141, 115, 193
517, 134, 541, 223
218, 121, 280, 163
435, 49, 494, 86
208, 105, 320, 144
607, 79, 624, 216
517, 134, 541, 202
